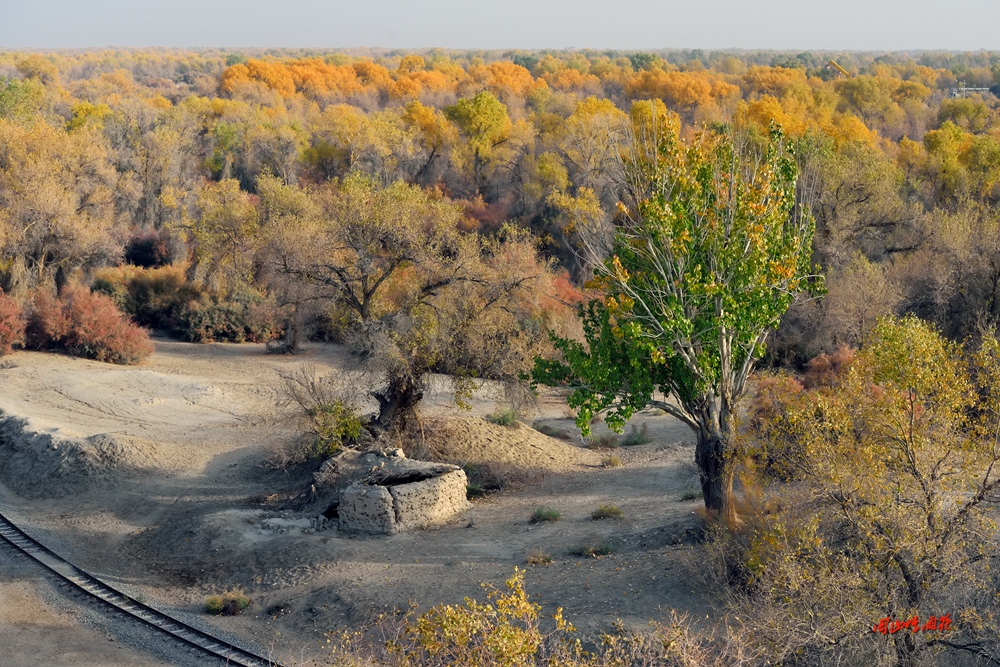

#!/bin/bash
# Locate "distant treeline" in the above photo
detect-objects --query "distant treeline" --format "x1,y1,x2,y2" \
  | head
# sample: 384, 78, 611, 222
3, 48, 1000, 362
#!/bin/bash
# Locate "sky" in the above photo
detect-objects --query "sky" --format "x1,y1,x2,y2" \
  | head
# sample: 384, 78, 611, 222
2, 0, 999, 51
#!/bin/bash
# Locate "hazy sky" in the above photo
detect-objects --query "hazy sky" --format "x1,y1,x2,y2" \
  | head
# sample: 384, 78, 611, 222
2, 0, 999, 51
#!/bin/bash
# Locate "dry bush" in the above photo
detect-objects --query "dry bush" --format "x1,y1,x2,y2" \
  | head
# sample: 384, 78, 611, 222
317, 569, 760, 667
586, 433, 619, 450
716, 317, 1000, 666
205, 589, 251, 616
0, 288, 25, 354
271, 365, 366, 466
460, 461, 537, 496
620, 423, 650, 446
591, 504, 624, 520
600, 454, 622, 468
525, 548, 552, 566
485, 407, 518, 427
26, 285, 153, 364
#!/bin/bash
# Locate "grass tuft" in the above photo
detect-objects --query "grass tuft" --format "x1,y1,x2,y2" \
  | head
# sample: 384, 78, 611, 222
526, 548, 553, 565
485, 408, 518, 427
530, 506, 561, 523
621, 423, 651, 447
205, 589, 251, 616
601, 454, 622, 468
591, 504, 625, 520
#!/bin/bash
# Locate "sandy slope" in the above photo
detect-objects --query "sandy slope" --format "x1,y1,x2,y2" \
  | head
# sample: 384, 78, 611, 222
0, 341, 707, 666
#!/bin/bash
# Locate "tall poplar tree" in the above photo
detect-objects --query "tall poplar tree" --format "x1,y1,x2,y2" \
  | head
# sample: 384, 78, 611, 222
534, 106, 819, 519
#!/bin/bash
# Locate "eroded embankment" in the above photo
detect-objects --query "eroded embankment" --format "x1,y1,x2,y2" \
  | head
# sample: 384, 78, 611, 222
0, 411, 164, 498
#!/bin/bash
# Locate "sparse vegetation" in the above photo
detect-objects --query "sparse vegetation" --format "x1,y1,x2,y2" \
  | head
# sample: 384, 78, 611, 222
279, 366, 363, 461
525, 548, 552, 565
570, 542, 613, 558
462, 462, 528, 496
205, 589, 250, 616
620, 423, 650, 447
600, 454, 622, 468
585, 433, 619, 450
530, 507, 560, 523
531, 421, 573, 440
680, 490, 701, 502
591, 504, 624, 520
485, 407, 518, 427
465, 482, 485, 500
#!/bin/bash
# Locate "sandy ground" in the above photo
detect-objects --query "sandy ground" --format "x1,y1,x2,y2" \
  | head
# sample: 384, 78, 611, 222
0, 340, 709, 666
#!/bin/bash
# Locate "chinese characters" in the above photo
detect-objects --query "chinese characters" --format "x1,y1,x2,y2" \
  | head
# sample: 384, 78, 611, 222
873, 614, 952, 635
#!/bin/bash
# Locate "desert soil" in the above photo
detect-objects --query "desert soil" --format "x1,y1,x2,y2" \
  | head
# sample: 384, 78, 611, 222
0, 339, 710, 666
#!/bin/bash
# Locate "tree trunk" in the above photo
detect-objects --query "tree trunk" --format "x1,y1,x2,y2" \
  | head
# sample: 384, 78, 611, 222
371, 377, 424, 433
695, 431, 736, 523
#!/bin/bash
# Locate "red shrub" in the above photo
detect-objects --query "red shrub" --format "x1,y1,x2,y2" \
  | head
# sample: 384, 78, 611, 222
0, 289, 25, 355
25, 290, 70, 349
803, 346, 856, 390
27, 285, 153, 365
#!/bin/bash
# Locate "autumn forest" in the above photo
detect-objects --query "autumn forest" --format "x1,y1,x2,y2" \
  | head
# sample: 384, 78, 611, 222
5, 47, 1000, 665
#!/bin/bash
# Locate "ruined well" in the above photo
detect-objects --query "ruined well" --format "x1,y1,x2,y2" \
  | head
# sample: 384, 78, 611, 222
337, 450, 470, 535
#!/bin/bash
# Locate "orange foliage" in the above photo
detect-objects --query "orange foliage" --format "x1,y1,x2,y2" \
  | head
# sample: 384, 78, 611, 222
544, 68, 601, 92
286, 59, 361, 97
466, 61, 545, 101
221, 59, 296, 97
624, 70, 737, 111
352, 61, 393, 91
740, 66, 808, 97
390, 70, 454, 100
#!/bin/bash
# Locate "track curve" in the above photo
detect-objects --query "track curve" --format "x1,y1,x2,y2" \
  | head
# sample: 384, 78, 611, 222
0, 511, 279, 667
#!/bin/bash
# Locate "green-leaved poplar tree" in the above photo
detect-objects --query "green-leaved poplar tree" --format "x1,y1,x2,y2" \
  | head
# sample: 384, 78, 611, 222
534, 104, 819, 519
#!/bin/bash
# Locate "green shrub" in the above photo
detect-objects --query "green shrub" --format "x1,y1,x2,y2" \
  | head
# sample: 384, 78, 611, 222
530, 506, 560, 523
485, 408, 518, 427
92, 264, 201, 330
92, 266, 282, 343
680, 489, 701, 501
177, 288, 282, 343
205, 589, 251, 616
621, 423, 651, 446
307, 400, 363, 458
591, 504, 624, 520
466, 483, 485, 499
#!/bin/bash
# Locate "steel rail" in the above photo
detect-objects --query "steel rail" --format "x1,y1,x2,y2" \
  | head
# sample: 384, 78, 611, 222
0, 511, 279, 667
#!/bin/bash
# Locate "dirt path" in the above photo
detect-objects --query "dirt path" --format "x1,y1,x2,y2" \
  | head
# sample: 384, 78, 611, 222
0, 342, 710, 666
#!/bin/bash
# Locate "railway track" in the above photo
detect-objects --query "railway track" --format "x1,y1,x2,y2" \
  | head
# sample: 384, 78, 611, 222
0, 511, 279, 667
